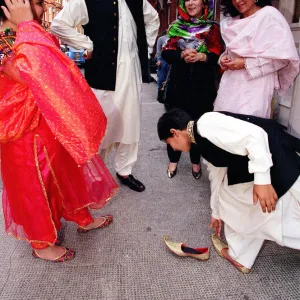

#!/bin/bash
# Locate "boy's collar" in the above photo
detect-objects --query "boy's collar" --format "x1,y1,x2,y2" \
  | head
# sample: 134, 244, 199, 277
187, 121, 196, 144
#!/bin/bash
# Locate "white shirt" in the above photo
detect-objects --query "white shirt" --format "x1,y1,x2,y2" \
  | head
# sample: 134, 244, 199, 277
50, 0, 159, 52
50, 0, 159, 147
198, 112, 273, 219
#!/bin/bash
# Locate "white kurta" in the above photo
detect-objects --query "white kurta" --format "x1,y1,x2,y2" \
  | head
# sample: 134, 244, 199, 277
198, 112, 300, 268
51, 0, 159, 149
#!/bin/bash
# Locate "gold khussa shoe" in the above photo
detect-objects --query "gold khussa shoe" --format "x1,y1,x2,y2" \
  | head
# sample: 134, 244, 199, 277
211, 234, 251, 274
164, 236, 210, 261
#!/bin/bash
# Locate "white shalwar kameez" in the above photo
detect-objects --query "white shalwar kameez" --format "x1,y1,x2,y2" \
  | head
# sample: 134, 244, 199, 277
198, 113, 300, 269
51, 0, 159, 175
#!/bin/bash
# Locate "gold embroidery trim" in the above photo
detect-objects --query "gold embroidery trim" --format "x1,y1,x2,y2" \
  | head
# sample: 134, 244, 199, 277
187, 121, 196, 144
33, 134, 58, 243
43, 145, 66, 209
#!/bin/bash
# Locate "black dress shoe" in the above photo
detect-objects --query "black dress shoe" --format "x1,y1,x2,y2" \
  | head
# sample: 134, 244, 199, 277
192, 168, 202, 180
116, 173, 145, 192
167, 167, 177, 178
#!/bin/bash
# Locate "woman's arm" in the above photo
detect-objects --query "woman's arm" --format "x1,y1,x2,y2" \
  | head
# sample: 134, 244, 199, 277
162, 49, 182, 64
206, 52, 220, 66
245, 58, 289, 80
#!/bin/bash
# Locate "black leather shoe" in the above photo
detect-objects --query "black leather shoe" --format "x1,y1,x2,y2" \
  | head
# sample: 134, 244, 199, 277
192, 169, 202, 180
167, 167, 177, 178
116, 174, 145, 192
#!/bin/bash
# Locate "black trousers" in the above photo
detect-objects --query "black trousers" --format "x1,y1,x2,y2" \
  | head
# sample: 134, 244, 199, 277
167, 144, 201, 164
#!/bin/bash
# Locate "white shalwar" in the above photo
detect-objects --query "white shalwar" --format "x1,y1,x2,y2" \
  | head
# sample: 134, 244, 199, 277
51, 0, 159, 175
198, 112, 300, 269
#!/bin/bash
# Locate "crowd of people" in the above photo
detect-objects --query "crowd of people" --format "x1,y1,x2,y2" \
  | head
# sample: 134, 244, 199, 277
0, 0, 299, 274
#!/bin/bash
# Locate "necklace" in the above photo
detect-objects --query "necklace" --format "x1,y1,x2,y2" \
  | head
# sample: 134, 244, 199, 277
187, 121, 196, 144
0, 27, 16, 65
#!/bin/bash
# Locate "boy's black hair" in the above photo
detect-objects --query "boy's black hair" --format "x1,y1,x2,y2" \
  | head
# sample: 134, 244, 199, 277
157, 108, 192, 141
221, 0, 273, 17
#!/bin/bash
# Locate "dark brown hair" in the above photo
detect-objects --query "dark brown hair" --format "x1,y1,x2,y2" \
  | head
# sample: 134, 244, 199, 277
221, 0, 273, 17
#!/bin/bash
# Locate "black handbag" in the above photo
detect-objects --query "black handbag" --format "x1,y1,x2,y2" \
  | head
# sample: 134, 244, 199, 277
157, 66, 172, 104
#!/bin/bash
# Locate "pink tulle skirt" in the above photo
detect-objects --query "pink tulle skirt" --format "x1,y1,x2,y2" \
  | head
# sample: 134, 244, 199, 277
1, 117, 118, 248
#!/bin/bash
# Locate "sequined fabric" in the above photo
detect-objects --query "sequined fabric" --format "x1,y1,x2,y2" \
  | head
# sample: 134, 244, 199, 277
1, 110, 118, 247
1, 21, 107, 164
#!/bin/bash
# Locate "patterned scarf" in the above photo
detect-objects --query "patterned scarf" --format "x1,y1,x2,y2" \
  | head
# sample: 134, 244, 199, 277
164, 0, 222, 55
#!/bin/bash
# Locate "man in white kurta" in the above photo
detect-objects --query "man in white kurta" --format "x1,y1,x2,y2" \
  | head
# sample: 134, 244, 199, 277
157, 110, 300, 273
51, 0, 159, 191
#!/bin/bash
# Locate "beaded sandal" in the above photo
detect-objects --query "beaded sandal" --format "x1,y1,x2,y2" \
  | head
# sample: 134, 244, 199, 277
77, 215, 113, 233
32, 247, 76, 262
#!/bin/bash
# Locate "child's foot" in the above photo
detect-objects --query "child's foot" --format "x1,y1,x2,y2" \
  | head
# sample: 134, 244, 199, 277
33, 245, 75, 262
77, 215, 113, 233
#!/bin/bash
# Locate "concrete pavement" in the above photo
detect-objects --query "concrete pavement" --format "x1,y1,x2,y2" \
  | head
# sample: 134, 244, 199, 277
0, 82, 300, 300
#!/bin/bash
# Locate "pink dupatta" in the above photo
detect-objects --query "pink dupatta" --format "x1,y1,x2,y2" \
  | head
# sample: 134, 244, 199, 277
221, 6, 300, 95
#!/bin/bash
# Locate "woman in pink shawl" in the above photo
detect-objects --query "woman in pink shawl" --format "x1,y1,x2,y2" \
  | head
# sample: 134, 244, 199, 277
214, 0, 300, 118
0, 0, 118, 262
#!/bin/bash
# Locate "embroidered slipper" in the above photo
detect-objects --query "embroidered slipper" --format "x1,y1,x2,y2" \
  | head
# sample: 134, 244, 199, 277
32, 247, 75, 262
77, 215, 113, 233
211, 234, 251, 274
164, 236, 210, 261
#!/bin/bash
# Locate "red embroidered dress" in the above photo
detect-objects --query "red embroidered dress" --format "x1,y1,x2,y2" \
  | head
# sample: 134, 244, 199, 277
0, 21, 118, 249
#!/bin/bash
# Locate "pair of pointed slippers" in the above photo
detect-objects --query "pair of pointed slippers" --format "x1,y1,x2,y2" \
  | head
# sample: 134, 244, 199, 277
164, 235, 251, 274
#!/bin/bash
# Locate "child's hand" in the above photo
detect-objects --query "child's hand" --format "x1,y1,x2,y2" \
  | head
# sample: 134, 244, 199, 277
253, 184, 278, 213
83, 50, 93, 60
210, 217, 222, 238
1, 0, 33, 26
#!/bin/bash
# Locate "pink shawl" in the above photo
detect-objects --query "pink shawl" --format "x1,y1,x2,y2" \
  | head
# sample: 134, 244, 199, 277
221, 6, 300, 95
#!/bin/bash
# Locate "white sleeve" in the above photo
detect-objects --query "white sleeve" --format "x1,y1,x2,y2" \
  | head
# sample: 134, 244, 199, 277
143, 0, 160, 53
207, 163, 227, 219
197, 112, 273, 185
50, 0, 93, 51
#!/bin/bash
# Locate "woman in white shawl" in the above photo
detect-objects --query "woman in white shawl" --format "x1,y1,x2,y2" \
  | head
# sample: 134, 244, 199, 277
214, 0, 300, 118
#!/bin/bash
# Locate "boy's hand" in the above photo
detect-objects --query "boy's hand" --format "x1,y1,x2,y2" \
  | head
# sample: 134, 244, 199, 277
253, 184, 278, 213
1, 0, 33, 26
210, 217, 222, 238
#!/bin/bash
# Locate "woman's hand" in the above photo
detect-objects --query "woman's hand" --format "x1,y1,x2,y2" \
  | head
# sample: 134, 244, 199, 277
222, 57, 245, 71
1, 0, 33, 26
210, 217, 222, 238
220, 55, 231, 70
181, 49, 207, 63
